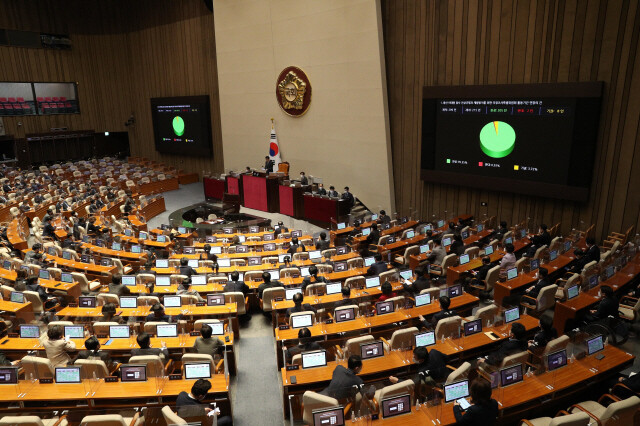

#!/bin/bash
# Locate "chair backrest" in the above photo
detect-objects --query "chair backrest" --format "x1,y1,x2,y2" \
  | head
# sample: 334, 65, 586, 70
162, 406, 187, 426
244, 270, 264, 282
388, 327, 418, 350
304, 282, 326, 296
542, 335, 570, 356
500, 350, 529, 368
79, 414, 128, 426
138, 295, 160, 306
70, 272, 90, 292
535, 284, 558, 312
21, 355, 54, 379
194, 319, 221, 331
374, 379, 414, 406
47, 320, 74, 329
128, 355, 164, 377
93, 322, 120, 335
446, 361, 471, 384
473, 304, 498, 325
419, 287, 441, 299
293, 252, 309, 262
345, 335, 375, 357
224, 292, 246, 315
345, 275, 365, 289
261, 287, 285, 312
347, 257, 364, 269
515, 257, 528, 273
548, 412, 590, 426
435, 316, 462, 340
290, 311, 315, 327
97, 293, 119, 306
75, 359, 110, 379
0, 416, 47, 426
600, 395, 640, 425
464, 246, 480, 258
440, 254, 457, 274
534, 245, 548, 260
181, 353, 215, 373
23, 291, 43, 313
379, 268, 399, 283
302, 391, 340, 426
143, 321, 169, 334
321, 248, 336, 258
280, 267, 300, 278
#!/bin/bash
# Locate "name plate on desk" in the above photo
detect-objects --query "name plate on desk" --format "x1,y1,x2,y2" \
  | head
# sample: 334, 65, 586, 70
365, 312, 375, 317
274, 297, 284, 302
196, 302, 205, 307
97, 334, 108, 339
325, 319, 333, 324
190, 331, 200, 336
68, 303, 78, 307
105, 376, 118, 383
169, 374, 182, 380
371, 414, 379, 420
7, 333, 18, 338
286, 365, 299, 371
279, 325, 290, 330
39, 378, 53, 384
317, 292, 325, 297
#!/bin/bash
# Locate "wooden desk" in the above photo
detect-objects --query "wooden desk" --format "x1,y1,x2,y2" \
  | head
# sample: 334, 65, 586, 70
446, 250, 506, 284
44, 255, 117, 283
38, 278, 82, 298
7, 217, 28, 250
81, 243, 148, 264
137, 196, 166, 221
138, 176, 179, 195
242, 174, 281, 213
0, 299, 34, 323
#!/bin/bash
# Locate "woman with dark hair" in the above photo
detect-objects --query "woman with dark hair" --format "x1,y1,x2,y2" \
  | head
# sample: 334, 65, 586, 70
43, 325, 76, 367
377, 281, 397, 302
529, 315, 558, 349
453, 379, 499, 425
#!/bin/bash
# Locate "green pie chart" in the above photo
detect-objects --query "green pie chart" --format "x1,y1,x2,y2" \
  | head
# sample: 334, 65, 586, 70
172, 116, 185, 137
479, 121, 515, 158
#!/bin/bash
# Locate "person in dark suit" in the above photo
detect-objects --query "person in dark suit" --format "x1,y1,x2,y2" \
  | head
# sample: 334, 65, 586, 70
55, 199, 70, 212
474, 256, 493, 281
334, 286, 353, 308
388, 346, 448, 386
364, 223, 380, 247
327, 186, 339, 198
108, 274, 131, 297
321, 355, 364, 400
482, 322, 527, 366
403, 266, 430, 295
341, 187, 355, 210
201, 244, 218, 264
273, 221, 289, 238
223, 271, 250, 295
285, 292, 317, 319
285, 327, 321, 363
131, 332, 169, 359
585, 285, 619, 323
420, 296, 456, 327
524, 267, 550, 298
257, 271, 282, 299
264, 156, 274, 173
366, 254, 387, 276
299, 171, 309, 185
523, 235, 542, 258
450, 234, 465, 256
538, 224, 552, 247
377, 210, 391, 225
178, 257, 197, 277
42, 220, 56, 239
453, 379, 499, 425
529, 315, 558, 350
569, 248, 590, 274
316, 183, 327, 195
585, 237, 601, 263
287, 237, 306, 255
145, 303, 172, 322
315, 232, 330, 251
76, 336, 113, 368
301, 265, 327, 293
99, 303, 125, 324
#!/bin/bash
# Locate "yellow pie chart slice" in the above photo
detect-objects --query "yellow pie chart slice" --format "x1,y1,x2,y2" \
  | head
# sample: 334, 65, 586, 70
479, 121, 515, 158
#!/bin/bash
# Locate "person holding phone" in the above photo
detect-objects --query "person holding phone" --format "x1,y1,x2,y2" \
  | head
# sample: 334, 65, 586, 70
453, 379, 498, 425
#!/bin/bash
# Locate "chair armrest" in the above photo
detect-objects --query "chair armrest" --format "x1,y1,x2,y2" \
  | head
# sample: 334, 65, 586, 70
245, 296, 249, 306
335, 345, 344, 358
445, 364, 456, 372
52, 415, 68, 426
215, 358, 224, 374
343, 402, 353, 417
380, 337, 390, 349
620, 296, 638, 307
109, 362, 122, 376
611, 232, 625, 238
163, 359, 173, 376
555, 410, 571, 416
597, 393, 621, 405
520, 295, 538, 309
127, 412, 140, 426
568, 404, 603, 426
519, 420, 534, 426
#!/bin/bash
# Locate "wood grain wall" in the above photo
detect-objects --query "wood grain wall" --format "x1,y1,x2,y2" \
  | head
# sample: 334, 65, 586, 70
0, 0, 223, 175
381, 0, 640, 242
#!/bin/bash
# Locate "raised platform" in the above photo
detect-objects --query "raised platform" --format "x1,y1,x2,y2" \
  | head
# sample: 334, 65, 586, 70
167, 202, 271, 233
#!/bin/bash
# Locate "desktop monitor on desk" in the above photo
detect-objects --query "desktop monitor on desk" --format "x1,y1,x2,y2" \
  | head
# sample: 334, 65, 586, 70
588, 275, 599, 289
504, 307, 520, 324
188, 259, 199, 268
477, 224, 484, 233
217, 258, 231, 268
248, 257, 261, 266
587, 335, 604, 356
530, 259, 540, 271
55, 367, 82, 384
375, 301, 395, 315
184, 362, 212, 379
139, 232, 148, 240
312, 407, 345, 426
111, 242, 121, 251
336, 246, 348, 255
39, 269, 50, 280
278, 254, 289, 263
10, 292, 24, 303
2, 260, 11, 270
326, 282, 341, 295
519, 229, 527, 239
461, 230, 469, 240
156, 324, 178, 338
207, 322, 225, 335
447, 284, 462, 298
605, 265, 615, 280
78, 296, 96, 308
414, 331, 435, 348
360, 341, 384, 360
444, 380, 470, 403
547, 349, 568, 371
549, 250, 558, 261
101, 258, 114, 267
463, 319, 482, 337
211, 246, 222, 254
405, 230, 415, 239
364, 257, 375, 267
263, 233, 274, 241
442, 237, 452, 247
110, 325, 130, 338
335, 307, 356, 323
183, 246, 195, 254
190, 275, 206, 285
61, 273, 73, 283
309, 250, 322, 261
236, 245, 248, 253
459, 254, 470, 265
178, 227, 188, 234
301, 350, 327, 369
267, 270, 280, 280
63, 325, 84, 339
0, 367, 18, 384
420, 244, 429, 254
285, 288, 302, 300
62, 251, 72, 260
333, 261, 347, 272
484, 245, 494, 256
122, 275, 136, 286
124, 229, 132, 237
300, 266, 310, 277
291, 230, 302, 238
437, 220, 445, 228
291, 313, 313, 329
19, 325, 40, 338
504, 237, 513, 245
361, 228, 371, 236
155, 276, 171, 286
131, 245, 142, 254
157, 235, 167, 243
120, 296, 138, 309
120, 365, 147, 382
399, 270, 413, 280
337, 223, 346, 230
506, 267, 518, 280
381, 394, 412, 419
500, 364, 523, 387
163, 296, 181, 308
415, 293, 431, 307
563, 241, 572, 253
365, 276, 380, 289
566, 285, 579, 300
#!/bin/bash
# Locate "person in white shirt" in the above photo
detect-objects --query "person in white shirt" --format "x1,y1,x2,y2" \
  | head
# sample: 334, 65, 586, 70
499, 243, 516, 271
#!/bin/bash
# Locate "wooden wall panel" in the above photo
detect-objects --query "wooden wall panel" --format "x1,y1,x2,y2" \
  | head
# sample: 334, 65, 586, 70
0, 0, 223, 176
382, 0, 640, 242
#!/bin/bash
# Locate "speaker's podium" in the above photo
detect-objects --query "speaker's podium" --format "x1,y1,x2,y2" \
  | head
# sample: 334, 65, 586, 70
241, 172, 285, 213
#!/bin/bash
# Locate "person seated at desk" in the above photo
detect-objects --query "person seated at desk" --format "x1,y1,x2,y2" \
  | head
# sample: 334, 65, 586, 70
377, 281, 397, 302
364, 223, 380, 248
193, 324, 224, 358
146, 303, 173, 323
178, 257, 197, 277
42, 209, 54, 224
298, 171, 309, 185
450, 234, 465, 256
366, 253, 387, 276
176, 379, 232, 426
584, 237, 601, 263
285, 327, 322, 363
568, 248, 590, 274
56, 198, 70, 212
315, 232, 330, 251
480, 322, 527, 367
42, 220, 56, 239
584, 285, 619, 323
403, 266, 430, 295
334, 286, 353, 308
201, 244, 218, 264
258, 271, 282, 299
377, 210, 391, 225
43, 325, 76, 368
523, 267, 550, 298
301, 265, 327, 293
24, 274, 49, 302
76, 335, 113, 367
24, 243, 43, 264
453, 378, 499, 426
446, 221, 460, 235
420, 296, 456, 327
341, 186, 355, 211
320, 355, 364, 400
12, 269, 29, 290
87, 217, 104, 235
428, 238, 446, 265
493, 221, 509, 242
123, 198, 134, 215
523, 235, 543, 258
108, 273, 131, 297
316, 183, 327, 196
274, 221, 289, 238
140, 260, 157, 276
224, 271, 250, 295
264, 156, 274, 173
499, 243, 516, 271
177, 277, 204, 303
287, 237, 306, 255
528, 315, 558, 350
474, 256, 493, 281
537, 224, 551, 247
388, 346, 448, 387
132, 332, 168, 359
327, 185, 339, 198
286, 292, 317, 319
99, 303, 125, 324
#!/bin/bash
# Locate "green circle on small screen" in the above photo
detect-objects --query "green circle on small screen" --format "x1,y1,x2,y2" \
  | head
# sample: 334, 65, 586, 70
479, 121, 515, 158
173, 116, 185, 137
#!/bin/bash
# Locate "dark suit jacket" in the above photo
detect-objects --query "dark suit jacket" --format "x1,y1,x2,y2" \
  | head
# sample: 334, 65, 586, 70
487, 338, 527, 366
265, 159, 274, 173
301, 275, 327, 292
365, 230, 380, 247
178, 266, 197, 277
315, 239, 330, 251
450, 241, 465, 256
257, 280, 282, 298
76, 349, 111, 365
622, 373, 640, 392
585, 245, 601, 263
403, 276, 430, 294
321, 365, 363, 400
527, 278, 550, 298
334, 298, 353, 308
428, 309, 457, 327
327, 190, 339, 198
453, 400, 499, 425
341, 192, 354, 209
476, 264, 492, 281
539, 231, 552, 247
131, 347, 169, 359
223, 280, 250, 295
286, 303, 317, 318
317, 188, 327, 196
285, 341, 322, 362
595, 296, 619, 319
413, 349, 448, 383
367, 261, 387, 276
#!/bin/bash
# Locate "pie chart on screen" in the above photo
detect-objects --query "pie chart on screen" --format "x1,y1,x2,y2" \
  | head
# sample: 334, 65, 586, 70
173, 116, 185, 136
479, 121, 515, 158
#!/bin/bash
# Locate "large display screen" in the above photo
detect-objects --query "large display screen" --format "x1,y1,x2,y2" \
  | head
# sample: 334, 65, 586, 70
150, 95, 213, 157
421, 83, 603, 201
